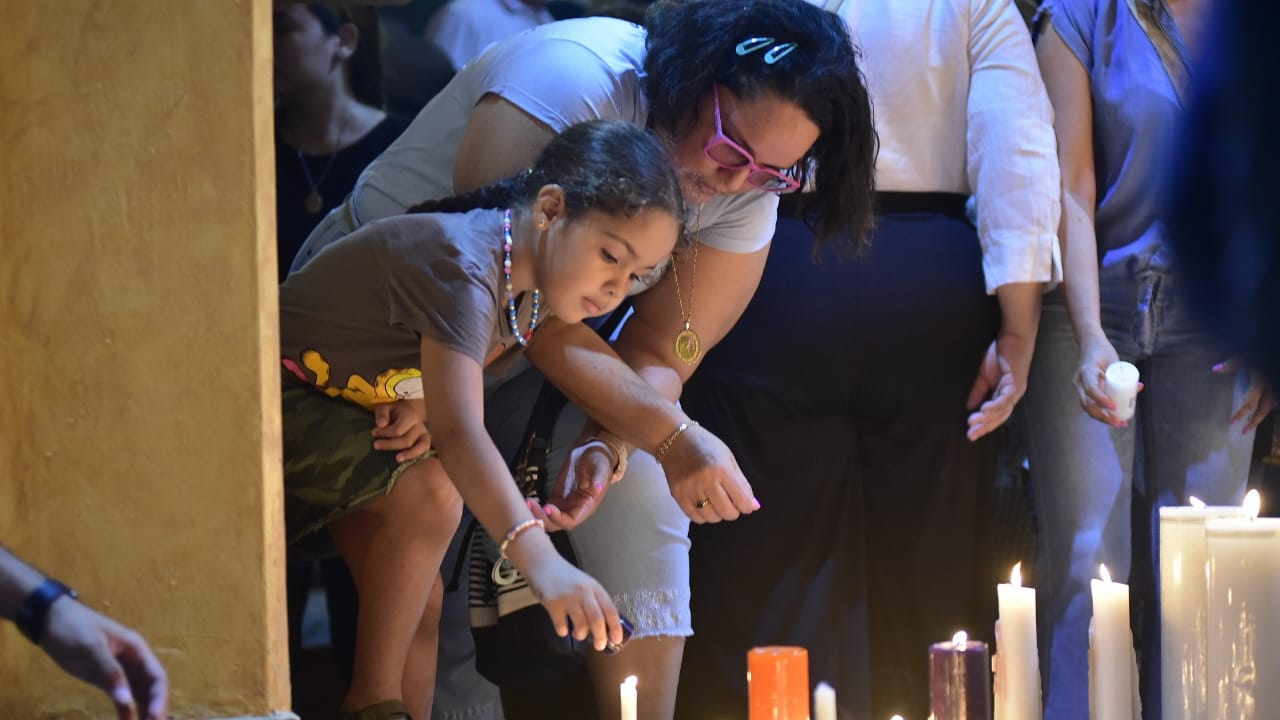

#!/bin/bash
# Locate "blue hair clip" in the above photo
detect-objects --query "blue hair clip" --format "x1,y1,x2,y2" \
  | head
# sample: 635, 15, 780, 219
763, 42, 798, 64
734, 36, 798, 64
735, 36, 776, 56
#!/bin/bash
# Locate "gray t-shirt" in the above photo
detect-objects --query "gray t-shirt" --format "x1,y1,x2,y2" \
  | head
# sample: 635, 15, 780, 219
280, 208, 528, 409
1044, 0, 1187, 269
291, 17, 778, 279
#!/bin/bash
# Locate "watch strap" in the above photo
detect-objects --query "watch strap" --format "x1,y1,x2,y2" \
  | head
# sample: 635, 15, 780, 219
16, 578, 77, 644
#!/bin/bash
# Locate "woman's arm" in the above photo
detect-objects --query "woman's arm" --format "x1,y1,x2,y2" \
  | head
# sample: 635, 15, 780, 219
961, 0, 1061, 440
1037, 24, 1120, 423
524, 245, 766, 523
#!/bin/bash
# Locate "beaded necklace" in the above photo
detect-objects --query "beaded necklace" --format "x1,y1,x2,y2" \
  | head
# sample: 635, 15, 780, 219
502, 208, 541, 346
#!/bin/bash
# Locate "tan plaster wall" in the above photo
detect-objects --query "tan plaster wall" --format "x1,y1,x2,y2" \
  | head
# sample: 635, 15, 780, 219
0, 1, 287, 717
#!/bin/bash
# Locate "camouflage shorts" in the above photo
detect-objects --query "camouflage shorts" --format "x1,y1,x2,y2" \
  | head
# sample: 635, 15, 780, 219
282, 384, 432, 556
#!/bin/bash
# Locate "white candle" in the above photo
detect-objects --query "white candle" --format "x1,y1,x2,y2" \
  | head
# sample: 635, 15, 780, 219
1090, 564, 1138, 720
1103, 361, 1140, 421
994, 562, 1041, 720
1205, 492, 1280, 719
620, 675, 637, 720
813, 681, 836, 720
1158, 499, 1248, 720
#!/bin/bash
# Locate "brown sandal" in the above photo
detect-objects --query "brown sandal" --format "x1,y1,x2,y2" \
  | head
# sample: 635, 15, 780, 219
339, 699, 412, 720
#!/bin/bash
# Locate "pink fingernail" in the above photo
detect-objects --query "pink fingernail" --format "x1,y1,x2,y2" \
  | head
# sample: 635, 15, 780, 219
594, 482, 605, 493
752, 497, 762, 510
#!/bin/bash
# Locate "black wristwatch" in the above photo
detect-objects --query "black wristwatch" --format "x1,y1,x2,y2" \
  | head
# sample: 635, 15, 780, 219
16, 578, 78, 645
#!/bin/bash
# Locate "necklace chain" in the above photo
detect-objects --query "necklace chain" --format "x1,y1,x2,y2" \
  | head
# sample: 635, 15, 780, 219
503, 209, 541, 346
669, 207, 702, 365
294, 107, 354, 214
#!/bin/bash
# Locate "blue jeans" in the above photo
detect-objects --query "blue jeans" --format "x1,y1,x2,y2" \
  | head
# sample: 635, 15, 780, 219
1020, 265, 1254, 720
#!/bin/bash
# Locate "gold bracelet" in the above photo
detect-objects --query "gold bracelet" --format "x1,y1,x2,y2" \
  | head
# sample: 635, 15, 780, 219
655, 420, 699, 463
595, 431, 629, 484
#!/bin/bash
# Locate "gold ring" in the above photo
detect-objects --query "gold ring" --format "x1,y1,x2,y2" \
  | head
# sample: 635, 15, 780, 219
695, 498, 710, 509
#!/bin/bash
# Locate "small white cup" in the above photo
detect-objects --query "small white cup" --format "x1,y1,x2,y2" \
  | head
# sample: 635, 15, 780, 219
1104, 361, 1140, 421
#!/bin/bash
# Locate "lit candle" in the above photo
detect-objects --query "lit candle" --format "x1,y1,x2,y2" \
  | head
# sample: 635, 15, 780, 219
620, 675, 637, 720
1205, 490, 1280, 719
813, 681, 836, 720
929, 630, 991, 720
747, 646, 810, 720
1158, 494, 1249, 720
1089, 564, 1139, 720
994, 563, 1040, 720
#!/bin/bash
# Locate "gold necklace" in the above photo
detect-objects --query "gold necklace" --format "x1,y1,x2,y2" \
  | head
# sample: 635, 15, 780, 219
295, 106, 354, 215
670, 210, 701, 365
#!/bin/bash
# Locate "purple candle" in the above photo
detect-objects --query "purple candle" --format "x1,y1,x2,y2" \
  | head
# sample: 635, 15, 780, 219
929, 631, 993, 720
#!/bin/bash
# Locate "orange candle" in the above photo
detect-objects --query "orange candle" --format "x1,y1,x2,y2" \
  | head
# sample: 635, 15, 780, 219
747, 646, 810, 720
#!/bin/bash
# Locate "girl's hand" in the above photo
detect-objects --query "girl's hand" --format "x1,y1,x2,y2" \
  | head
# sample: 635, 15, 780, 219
1215, 359, 1276, 433
525, 555, 624, 652
1074, 334, 1137, 426
371, 398, 432, 463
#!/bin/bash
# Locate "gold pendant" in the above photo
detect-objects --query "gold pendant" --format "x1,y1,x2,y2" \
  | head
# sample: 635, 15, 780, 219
674, 323, 701, 365
305, 190, 324, 214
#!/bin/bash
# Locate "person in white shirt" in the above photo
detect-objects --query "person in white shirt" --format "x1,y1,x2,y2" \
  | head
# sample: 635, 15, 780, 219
675, 0, 1060, 717
425, 0, 554, 71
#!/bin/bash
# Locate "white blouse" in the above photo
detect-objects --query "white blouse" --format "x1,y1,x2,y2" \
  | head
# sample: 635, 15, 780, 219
813, 0, 1063, 293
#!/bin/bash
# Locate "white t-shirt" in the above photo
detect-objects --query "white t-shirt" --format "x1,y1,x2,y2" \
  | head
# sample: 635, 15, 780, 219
812, 0, 1062, 293
346, 17, 778, 279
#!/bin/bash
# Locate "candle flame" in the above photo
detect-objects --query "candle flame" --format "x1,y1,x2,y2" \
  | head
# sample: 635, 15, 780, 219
1099, 564, 1112, 583
1010, 562, 1023, 587
1189, 496, 1206, 509
952, 630, 968, 648
1244, 489, 1262, 520
623, 675, 638, 689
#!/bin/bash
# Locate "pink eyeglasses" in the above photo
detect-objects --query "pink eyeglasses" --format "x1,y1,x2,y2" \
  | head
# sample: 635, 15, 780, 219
703, 84, 802, 194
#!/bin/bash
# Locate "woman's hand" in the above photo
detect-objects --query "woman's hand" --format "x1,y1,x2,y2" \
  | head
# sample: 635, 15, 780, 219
371, 398, 432, 463
660, 423, 759, 523
1215, 359, 1275, 433
966, 330, 1035, 441
1073, 332, 1135, 426
42, 598, 169, 720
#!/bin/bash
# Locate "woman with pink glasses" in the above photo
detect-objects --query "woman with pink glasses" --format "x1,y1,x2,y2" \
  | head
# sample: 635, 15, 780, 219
289, 1, 877, 718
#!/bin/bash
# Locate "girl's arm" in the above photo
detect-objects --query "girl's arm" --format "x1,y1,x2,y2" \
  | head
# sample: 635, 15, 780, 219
1037, 24, 1120, 424
419, 337, 622, 648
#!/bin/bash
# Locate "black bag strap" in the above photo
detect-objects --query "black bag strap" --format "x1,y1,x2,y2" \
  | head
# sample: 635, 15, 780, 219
445, 300, 633, 592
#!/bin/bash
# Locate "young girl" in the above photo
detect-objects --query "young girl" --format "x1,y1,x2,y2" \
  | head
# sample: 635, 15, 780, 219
278, 120, 684, 720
